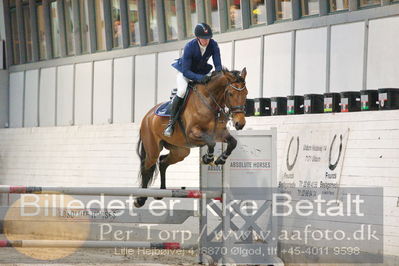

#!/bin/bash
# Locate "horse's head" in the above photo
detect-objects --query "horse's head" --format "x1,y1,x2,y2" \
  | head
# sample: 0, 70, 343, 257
222, 68, 248, 130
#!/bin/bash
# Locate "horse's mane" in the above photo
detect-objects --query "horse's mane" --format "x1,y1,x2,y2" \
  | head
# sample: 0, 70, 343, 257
198, 67, 244, 85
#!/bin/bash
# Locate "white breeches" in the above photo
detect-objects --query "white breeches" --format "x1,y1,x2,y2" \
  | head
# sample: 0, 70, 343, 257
176, 71, 212, 98
176, 72, 189, 98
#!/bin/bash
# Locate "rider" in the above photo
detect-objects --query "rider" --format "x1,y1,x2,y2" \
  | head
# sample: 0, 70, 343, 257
163, 22, 223, 137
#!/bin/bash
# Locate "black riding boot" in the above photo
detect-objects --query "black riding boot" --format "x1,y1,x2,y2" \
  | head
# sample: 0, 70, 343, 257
163, 96, 184, 137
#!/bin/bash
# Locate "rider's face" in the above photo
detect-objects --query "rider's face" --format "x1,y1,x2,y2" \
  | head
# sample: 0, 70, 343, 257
198, 38, 210, 46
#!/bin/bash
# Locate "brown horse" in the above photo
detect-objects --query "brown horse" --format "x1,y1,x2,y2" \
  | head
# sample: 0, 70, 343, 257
135, 68, 248, 207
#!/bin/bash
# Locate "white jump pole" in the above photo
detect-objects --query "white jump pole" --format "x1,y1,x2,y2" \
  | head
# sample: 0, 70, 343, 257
0, 240, 197, 249
0, 186, 221, 199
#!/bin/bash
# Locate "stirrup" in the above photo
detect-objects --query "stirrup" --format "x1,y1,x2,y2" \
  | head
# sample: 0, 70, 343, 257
163, 122, 175, 137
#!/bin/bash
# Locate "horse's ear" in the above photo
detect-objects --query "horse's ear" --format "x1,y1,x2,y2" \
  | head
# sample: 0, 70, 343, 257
241, 67, 247, 79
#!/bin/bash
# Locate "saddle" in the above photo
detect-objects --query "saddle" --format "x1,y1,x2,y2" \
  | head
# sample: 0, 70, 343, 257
155, 83, 194, 117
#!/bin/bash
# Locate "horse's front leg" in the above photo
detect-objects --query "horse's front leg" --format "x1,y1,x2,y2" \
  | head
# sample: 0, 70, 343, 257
201, 133, 216, 164
215, 133, 237, 165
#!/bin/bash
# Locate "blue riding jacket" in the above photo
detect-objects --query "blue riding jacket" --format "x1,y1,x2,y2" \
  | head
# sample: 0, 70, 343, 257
172, 39, 222, 82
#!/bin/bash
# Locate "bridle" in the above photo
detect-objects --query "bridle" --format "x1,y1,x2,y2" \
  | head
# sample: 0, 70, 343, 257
225, 82, 246, 114
192, 76, 247, 118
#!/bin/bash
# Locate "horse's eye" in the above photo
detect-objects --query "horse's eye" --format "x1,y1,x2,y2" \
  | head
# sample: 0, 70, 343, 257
228, 92, 233, 97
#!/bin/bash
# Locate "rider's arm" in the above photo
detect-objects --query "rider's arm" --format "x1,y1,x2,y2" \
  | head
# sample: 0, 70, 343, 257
182, 46, 205, 81
212, 41, 222, 72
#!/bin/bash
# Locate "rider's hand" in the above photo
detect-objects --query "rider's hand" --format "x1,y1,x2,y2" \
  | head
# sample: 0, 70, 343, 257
199, 75, 211, 84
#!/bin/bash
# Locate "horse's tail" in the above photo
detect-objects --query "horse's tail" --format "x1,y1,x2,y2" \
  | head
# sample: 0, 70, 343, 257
136, 132, 158, 187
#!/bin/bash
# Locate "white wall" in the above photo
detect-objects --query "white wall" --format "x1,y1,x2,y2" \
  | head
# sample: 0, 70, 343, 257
0, 124, 199, 189
24, 70, 39, 127
219, 41, 232, 70
134, 54, 156, 122
367, 16, 399, 89
330, 22, 364, 92
234, 37, 262, 98
74, 62, 93, 125
9, 72, 24, 128
157, 50, 179, 103
39, 67, 56, 127
93, 60, 112, 124
113, 56, 133, 123
56, 65, 74, 126
263, 32, 292, 97
295, 27, 327, 95
242, 111, 399, 258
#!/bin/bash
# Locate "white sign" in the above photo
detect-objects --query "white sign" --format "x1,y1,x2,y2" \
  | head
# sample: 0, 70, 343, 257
279, 127, 349, 196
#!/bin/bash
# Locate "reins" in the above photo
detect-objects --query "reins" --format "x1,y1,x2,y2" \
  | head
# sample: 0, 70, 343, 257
192, 85, 229, 120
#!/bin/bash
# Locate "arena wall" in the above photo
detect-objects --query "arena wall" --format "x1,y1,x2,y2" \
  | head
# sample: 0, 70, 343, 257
6, 14, 399, 129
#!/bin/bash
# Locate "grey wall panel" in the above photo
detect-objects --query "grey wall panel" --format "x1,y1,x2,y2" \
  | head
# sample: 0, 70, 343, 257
367, 16, 399, 89
157, 50, 179, 103
234, 37, 262, 98
134, 54, 156, 122
0, 70, 9, 128
9, 72, 24, 128
56, 65, 74, 126
113, 56, 133, 123
219, 41, 232, 70
39, 67, 56, 126
263, 33, 292, 97
74, 62, 93, 125
330, 22, 364, 92
0, 1, 5, 38
295, 27, 327, 95
24, 70, 39, 127
93, 60, 112, 124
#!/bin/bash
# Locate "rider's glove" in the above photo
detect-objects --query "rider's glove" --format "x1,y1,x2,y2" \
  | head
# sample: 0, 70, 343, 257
199, 75, 211, 84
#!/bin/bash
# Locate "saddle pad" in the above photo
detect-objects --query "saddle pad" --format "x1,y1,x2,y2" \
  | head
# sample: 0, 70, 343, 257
155, 101, 171, 117
154, 86, 193, 117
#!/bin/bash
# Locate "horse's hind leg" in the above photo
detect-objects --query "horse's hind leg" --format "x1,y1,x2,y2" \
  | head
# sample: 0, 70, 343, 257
135, 138, 162, 208
155, 147, 191, 200
159, 154, 168, 190
153, 154, 168, 200
134, 156, 158, 207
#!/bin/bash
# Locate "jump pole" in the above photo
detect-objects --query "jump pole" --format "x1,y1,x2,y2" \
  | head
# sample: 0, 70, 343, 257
0, 186, 221, 199
0, 240, 197, 249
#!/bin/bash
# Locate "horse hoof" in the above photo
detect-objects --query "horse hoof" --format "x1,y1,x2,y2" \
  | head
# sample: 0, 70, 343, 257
214, 158, 226, 165
154, 197, 163, 200
134, 198, 146, 208
202, 154, 214, 164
